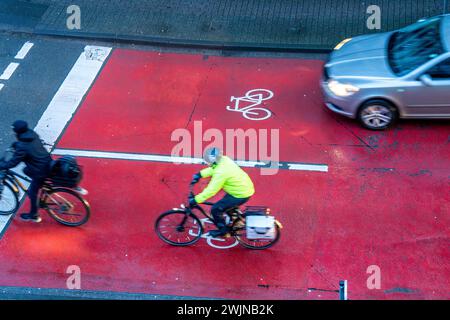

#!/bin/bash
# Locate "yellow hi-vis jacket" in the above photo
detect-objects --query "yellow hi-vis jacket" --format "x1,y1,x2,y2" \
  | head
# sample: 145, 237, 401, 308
194, 156, 255, 204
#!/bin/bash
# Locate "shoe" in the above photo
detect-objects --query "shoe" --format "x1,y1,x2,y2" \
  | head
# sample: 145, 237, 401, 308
207, 226, 230, 238
20, 213, 42, 223
207, 230, 225, 238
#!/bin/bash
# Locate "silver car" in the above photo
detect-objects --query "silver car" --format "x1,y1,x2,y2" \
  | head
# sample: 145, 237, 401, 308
321, 15, 450, 130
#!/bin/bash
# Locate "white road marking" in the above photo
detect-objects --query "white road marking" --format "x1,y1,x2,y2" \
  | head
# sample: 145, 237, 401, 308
0, 62, 20, 80
0, 45, 112, 236
226, 89, 274, 121
53, 149, 204, 164
14, 42, 34, 60
288, 163, 329, 172
51, 149, 329, 172
35, 46, 112, 147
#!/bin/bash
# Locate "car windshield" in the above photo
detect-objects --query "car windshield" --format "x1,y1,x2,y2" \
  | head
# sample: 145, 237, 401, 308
388, 17, 445, 76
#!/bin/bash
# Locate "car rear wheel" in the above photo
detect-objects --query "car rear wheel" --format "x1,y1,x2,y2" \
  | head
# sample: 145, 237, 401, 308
358, 100, 397, 130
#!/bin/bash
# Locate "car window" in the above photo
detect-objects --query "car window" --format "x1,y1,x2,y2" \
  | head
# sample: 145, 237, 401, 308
388, 17, 445, 76
426, 58, 450, 80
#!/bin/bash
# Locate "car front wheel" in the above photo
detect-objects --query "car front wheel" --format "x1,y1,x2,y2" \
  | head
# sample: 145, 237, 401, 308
358, 100, 397, 130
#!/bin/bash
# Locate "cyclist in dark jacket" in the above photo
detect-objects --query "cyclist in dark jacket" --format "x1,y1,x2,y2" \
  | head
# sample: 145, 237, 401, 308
0, 120, 52, 222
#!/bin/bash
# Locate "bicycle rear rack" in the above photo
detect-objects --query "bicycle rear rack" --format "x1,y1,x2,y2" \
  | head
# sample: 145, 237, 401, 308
244, 206, 271, 215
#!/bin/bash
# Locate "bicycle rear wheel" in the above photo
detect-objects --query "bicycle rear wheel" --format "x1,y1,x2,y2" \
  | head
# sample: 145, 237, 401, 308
43, 188, 90, 226
232, 216, 281, 250
243, 108, 272, 121
0, 182, 19, 215
155, 210, 203, 246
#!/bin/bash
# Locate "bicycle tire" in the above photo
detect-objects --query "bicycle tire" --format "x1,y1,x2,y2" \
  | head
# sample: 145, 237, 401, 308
232, 216, 281, 250
245, 89, 274, 101
155, 210, 204, 246
0, 181, 19, 215
243, 108, 272, 121
44, 188, 90, 227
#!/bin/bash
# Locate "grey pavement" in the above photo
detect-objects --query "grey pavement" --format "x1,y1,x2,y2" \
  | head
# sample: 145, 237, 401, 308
1, 0, 449, 51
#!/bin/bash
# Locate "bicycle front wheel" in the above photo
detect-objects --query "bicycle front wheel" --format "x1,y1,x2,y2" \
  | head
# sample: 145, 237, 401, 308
243, 108, 272, 121
155, 210, 203, 246
232, 216, 281, 250
0, 182, 19, 215
43, 188, 91, 226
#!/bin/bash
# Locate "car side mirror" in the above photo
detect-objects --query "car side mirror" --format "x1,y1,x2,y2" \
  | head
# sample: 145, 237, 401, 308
420, 74, 434, 86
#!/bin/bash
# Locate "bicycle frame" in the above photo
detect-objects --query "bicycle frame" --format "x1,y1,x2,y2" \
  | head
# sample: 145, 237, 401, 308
227, 96, 262, 113
1, 170, 30, 195
172, 184, 214, 226
174, 202, 213, 225
0, 170, 56, 209
174, 183, 243, 231
0, 169, 69, 212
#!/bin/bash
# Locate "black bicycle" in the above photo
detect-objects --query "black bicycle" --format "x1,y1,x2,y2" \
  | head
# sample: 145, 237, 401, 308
0, 168, 91, 227
155, 183, 282, 250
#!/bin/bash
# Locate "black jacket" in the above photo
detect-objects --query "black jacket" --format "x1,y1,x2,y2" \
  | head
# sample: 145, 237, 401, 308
0, 130, 52, 179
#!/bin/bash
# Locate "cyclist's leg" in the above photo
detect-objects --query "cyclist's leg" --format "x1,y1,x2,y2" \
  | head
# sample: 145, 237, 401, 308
210, 194, 250, 236
26, 177, 44, 217
211, 199, 227, 228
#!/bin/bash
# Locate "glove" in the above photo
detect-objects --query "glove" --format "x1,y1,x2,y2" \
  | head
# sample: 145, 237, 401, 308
188, 196, 197, 207
191, 173, 201, 184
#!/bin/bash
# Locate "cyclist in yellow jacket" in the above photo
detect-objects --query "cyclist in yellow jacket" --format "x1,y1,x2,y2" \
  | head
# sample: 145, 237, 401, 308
189, 147, 255, 238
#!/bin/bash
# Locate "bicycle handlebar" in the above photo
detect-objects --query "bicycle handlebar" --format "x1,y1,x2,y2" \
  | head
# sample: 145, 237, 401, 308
188, 182, 215, 206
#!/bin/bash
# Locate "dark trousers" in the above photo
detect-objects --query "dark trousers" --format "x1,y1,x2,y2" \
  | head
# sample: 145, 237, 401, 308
211, 194, 250, 228
28, 177, 45, 216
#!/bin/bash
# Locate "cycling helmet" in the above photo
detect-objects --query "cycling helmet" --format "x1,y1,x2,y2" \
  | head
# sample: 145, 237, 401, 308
203, 147, 222, 165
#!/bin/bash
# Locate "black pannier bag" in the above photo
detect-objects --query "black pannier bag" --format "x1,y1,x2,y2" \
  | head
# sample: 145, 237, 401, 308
49, 155, 83, 188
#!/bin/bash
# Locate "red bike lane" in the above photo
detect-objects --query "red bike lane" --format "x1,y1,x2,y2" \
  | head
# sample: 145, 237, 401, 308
0, 49, 448, 299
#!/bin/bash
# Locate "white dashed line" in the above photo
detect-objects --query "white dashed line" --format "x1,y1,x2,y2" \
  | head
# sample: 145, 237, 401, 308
14, 42, 34, 60
0, 42, 35, 93
0, 62, 20, 80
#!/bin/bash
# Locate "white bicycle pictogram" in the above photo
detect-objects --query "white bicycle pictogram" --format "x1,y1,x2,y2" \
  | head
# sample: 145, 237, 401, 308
226, 89, 274, 121
188, 217, 239, 250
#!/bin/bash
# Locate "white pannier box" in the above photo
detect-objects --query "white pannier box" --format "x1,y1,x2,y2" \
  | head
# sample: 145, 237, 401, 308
246, 215, 276, 240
